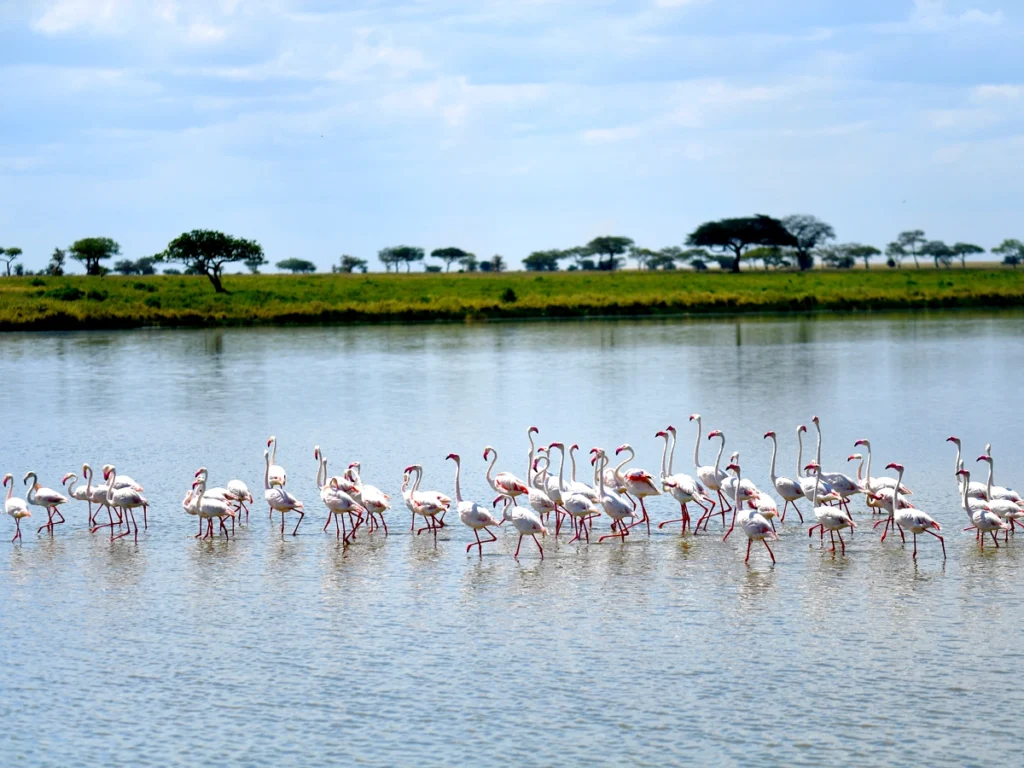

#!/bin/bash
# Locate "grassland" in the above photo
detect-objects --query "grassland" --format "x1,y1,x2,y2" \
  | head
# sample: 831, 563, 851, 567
1, 268, 1023, 331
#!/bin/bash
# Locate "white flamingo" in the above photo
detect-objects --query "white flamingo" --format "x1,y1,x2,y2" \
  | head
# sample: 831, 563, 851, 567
448, 453, 502, 556
501, 499, 548, 560
723, 461, 777, 564
192, 476, 236, 540
810, 416, 862, 510
193, 467, 246, 534
264, 449, 304, 536
315, 449, 363, 536
402, 465, 450, 544
593, 450, 637, 543
4, 473, 31, 543
796, 425, 839, 505
655, 427, 708, 534
551, 443, 597, 541
103, 465, 147, 543
346, 462, 390, 536
62, 468, 100, 526
613, 443, 660, 535
226, 479, 253, 523
689, 414, 725, 519
527, 455, 558, 524
979, 445, 1023, 505
805, 461, 855, 554
695, 430, 732, 530
565, 444, 600, 501
322, 477, 366, 544
101, 464, 147, 528
763, 430, 804, 523
957, 467, 1008, 549
23, 471, 68, 536
976, 454, 1024, 537
483, 446, 529, 508
852, 439, 911, 496
886, 462, 944, 559
946, 437, 988, 499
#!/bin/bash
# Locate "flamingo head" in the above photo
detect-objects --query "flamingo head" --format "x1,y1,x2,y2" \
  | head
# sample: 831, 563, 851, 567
483, 446, 494, 460
847, 454, 862, 462
956, 468, 969, 478
726, 463, 740, 473
61, 473, 74, 484
446, 453, 459, 462
528, 426, 539, 435
329, 477, 340, 490
946, 436, 960, 445
666, 425, 676, 434
533, 458, 541, 470
804, 461, 820, 472
403, 465, 417, 474
194, 467, 206, 478
570, 443, 579, 451
615, 444, 630, 455
548, 442, 563, 450
798, 425, 807, 433
589, 447, 599, 455
885, 462, 904, 472
536, 446, 547, 454
812, 416, 820, 425
348, 461, 360, 470
655, 430, 667, 438
977, 455, 992, 463
313, 446, 321, 460
707, 430, 722, 440
267, 437, 275, 447
689, 414, 700, 422
854, 439, 868, 447
2, 474, 10, 487
763, 431, 775, 439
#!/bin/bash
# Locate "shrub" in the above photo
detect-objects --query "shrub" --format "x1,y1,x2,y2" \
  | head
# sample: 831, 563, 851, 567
425, 265, 442, 273
44, 285, 84, 301
86, 289, 107, 302
501, 287, 518, 303
144, 296, 162, 308
29, 277, 46, 287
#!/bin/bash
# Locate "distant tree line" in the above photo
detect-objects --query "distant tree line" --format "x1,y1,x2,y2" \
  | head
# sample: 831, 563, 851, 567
5, 219, 1023, 290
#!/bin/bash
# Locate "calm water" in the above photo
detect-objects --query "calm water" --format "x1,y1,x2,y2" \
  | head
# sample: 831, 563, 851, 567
2, 312, 1024, 766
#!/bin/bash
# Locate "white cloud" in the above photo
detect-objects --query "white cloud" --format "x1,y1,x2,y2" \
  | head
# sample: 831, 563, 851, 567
654, 0, 705, 7
186, 22, 226, 43
909, 0, 1004, 31
33, 0, 125, 35
972, 84, 1023, 101
582, 124, 644, 144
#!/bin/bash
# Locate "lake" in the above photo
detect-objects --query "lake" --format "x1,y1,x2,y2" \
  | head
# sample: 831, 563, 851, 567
2, 311, 1023, 766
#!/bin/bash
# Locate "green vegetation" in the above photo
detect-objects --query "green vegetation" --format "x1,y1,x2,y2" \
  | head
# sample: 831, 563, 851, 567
2, 268, 1024, 331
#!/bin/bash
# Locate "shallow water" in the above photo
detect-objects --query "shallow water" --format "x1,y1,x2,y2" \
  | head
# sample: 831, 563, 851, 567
2, 312, 1024, 766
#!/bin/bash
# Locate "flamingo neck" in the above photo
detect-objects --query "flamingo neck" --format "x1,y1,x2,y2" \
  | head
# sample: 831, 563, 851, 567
768, 436, 778, 483
597, 454, 607, 497
527, 432, 535, 483
106, 468, 116, 502
863, 442, 872, 485
892, 468, 903, 511
693, 418, 702, 468
658, 435, 669, 480
264, 452, 271, 491
985, 459, 994, 497
485, 450, 499, 491
569, 447, 579, 484
713, 436, 725, 473
452, 460, 463, 503
557, 446, 567, 493
613, 448, 631, 483
667, 430, 677, 476
796, 429, 804, 479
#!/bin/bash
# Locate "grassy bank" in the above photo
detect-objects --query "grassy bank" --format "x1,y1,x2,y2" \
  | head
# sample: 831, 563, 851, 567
1, 269, 1023, 331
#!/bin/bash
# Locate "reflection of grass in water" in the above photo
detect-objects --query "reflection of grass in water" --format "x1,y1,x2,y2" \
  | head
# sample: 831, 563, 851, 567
2, 269, 1024, 331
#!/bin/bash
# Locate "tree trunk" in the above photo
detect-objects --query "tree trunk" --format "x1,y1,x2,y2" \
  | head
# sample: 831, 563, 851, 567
445, 262, 450, 272
960, 256, 966, 268
208, 270, 227, 293
731, 248, 741, 273
912, 253, 919, 268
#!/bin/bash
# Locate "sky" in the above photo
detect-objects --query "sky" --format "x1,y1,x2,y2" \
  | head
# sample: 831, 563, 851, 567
1, 0, 1022, 273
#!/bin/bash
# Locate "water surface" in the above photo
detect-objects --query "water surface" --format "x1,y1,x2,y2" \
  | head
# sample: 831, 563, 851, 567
2, 312, 1023, 766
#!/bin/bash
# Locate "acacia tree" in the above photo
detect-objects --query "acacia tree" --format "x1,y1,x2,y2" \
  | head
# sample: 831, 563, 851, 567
47, 248, 66, 276
920, 240, 954, 269
522, 250, 562, 271
896, 230, 926, 268
951, 242, 984, 268
459, 252, 478, 272
1, 246, 23, 276
156, 229, 263, 292
993, 239, 1024, 268
628, 246, 658, 270
782, 215, 835, 271
379, 245, 424, 273
431, 247, 469, 272
885, 242, 906, 268
687, 215, 797, 273
335, 255, 368, 273
586, 236, 634, 271
846, 244, 881, 270
69, 237, 120, 276
277, 258, 317, 273
244, 252, 268, 274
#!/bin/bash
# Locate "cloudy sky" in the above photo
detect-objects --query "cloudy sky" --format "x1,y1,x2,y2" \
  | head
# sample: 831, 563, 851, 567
1, 0, 1021, 271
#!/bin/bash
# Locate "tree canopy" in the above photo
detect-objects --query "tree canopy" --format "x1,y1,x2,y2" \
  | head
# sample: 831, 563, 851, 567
950, 242, 984, 268
585, 236, 633, 271
47, 248, 66, 276
993, 239, 1024, 268
335, 255, 368, 273
69, 237, 120, 276
687, 215, 797, 273
846, 244, 881, 270
896, 230, 926, 268
920, 240, 953, 269
431, 247, 470, 272
277, 258, 317, 274
244, 252, 268, 274
783, 215, 835, 271
379, 245, 424, 272
156, 229, 263, 292
522, 250, 562, 271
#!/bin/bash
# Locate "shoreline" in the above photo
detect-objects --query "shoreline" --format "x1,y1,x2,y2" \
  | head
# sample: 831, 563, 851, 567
2, 269, 1022, 332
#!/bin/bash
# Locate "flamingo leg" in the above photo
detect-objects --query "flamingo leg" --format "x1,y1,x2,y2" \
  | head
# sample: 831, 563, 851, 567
514, 534, 523, 559
912, 532, 918, 559
763, 539, 776, 564
828, 530, 836, 552
926, 529, 946, 559
745, 538, 752, 563
532, 533, 544, 559
838, 531, 846, 555
789, 501, 803, 523
291, 510, 304, 536
467, 528, 482, 554
12, 518, 22, 543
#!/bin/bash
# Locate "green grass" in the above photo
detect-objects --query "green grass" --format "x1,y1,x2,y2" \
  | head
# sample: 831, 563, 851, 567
2, 268, 1024, 331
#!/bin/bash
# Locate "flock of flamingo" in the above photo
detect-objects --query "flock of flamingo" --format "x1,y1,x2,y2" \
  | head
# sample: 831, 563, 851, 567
4, 416, 1020, 563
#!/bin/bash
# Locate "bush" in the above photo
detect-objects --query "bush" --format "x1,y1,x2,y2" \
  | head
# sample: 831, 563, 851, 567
86, 289, 107, 302
500, 287, 518, 303
163, 268, 182, 275
29, 277, 46, 287
44, 285, 84, 301
144, 296, 162, 308
132, 282, 158, 293
425, 265, 442, 273
887, 258, 897, 269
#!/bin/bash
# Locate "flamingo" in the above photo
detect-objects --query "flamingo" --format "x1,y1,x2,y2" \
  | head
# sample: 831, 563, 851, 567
62, 468, 99, 526
23, 472, 68, 536
501, 501, 548, 560
103, 465, 147, 543
947, 437, 988, 499
315, 448, 362, 536
763, 430, 804, 523
4, 473, 31, 543
613, 444, 660, 535
193, 467, 246, 534
886, 463, 944, 559
593, 450, 636, 543
723, 462, 777, 564
718, 450, 758, 511
81, 464, 118, 532
976, 455, 1024, 537
550, 443, 596, 540
346, 462, 390, 535
565, 444, 600, 502
694, 430, 732, 530
852, 439, 911, 497
750, 491, 779, 532
181, 484, 204, 538
810, 416, 862, 511
656, 427, 708, 534
526, 455, 558, 524
264, 449, 304, 536
402, 465, 450, 544
448, 453, 502, 556
957, 468, 1007, 549
689, 414, 724, 519
225, 479, 253, 523
100, 464, 147, 528
979, 446, 1023, 505
538, 443, 564, 512
805, 461, 855, 554
322, 477, 366, 544
483, 446, 529, 508
192, 476, 236, 540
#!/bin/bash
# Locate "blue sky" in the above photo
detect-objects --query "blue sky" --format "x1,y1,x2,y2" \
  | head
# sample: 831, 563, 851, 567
1, 0, 1021, 272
